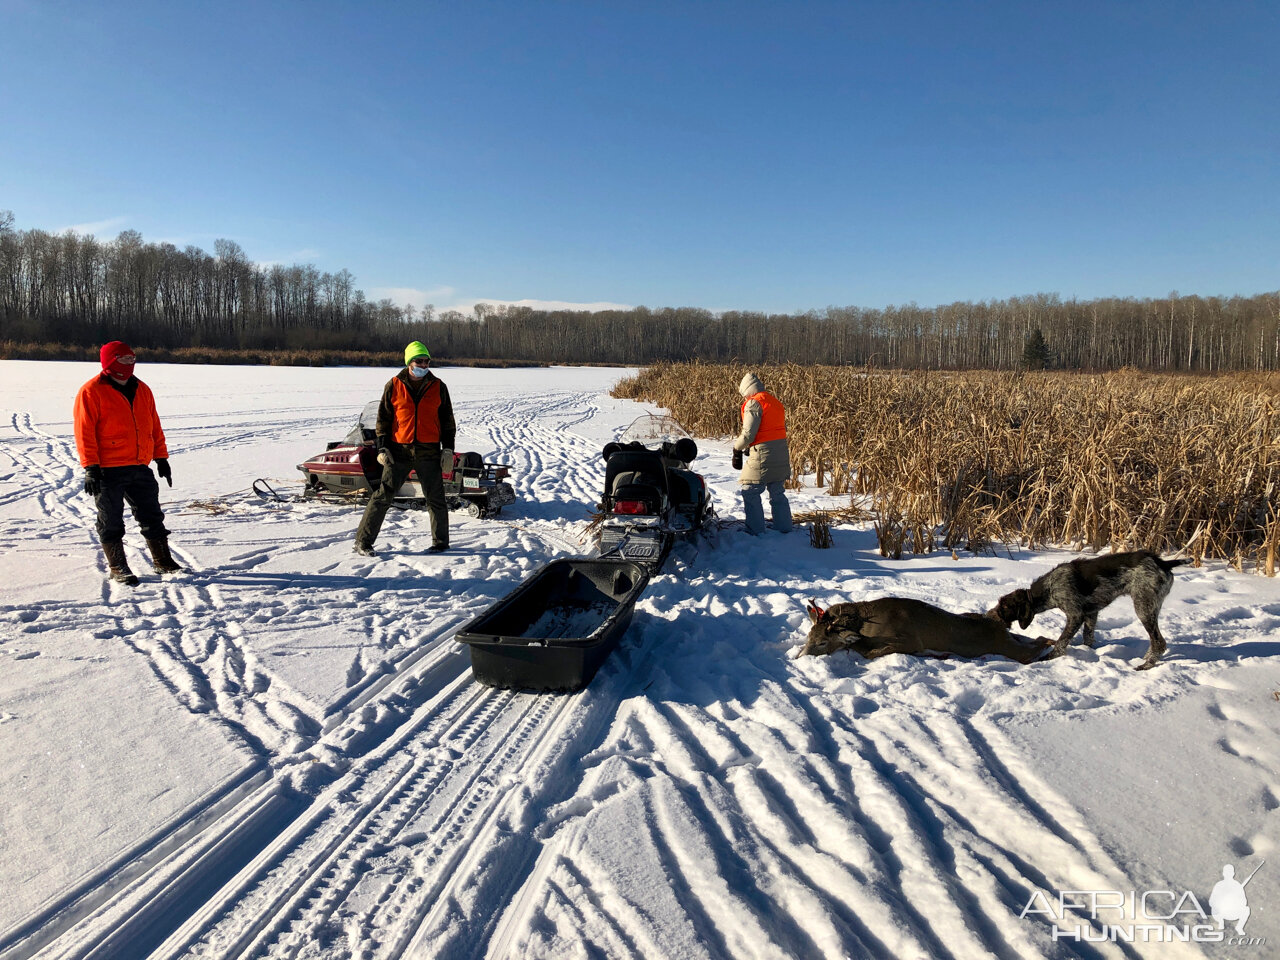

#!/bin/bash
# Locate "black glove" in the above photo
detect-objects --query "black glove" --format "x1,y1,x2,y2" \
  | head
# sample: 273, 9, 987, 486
84, 465, 104, 496
732, 449, 744, 470
155, 458, 172, 487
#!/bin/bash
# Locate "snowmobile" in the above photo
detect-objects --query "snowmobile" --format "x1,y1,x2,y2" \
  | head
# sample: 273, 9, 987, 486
596, 414, 715, 567
295, 401, 516, 518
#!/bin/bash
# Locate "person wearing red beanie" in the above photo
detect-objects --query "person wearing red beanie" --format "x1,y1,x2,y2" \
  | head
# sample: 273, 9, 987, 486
73, 341, 184, 584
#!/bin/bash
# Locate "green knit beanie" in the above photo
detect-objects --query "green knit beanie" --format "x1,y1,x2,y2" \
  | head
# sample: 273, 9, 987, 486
404, 341, 431, 366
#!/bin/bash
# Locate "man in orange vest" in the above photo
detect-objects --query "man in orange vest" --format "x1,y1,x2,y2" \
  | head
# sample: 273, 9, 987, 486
354, 341, 456, 556
74, 340, 184, 585
733, 371, 793, 536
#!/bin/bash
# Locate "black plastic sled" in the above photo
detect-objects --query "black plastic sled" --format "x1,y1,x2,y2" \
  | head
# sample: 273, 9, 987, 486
456, 558, 651, 692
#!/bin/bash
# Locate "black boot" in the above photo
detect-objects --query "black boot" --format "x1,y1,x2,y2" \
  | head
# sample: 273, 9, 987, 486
146, 537, 185, 574
102, 539, 140, 586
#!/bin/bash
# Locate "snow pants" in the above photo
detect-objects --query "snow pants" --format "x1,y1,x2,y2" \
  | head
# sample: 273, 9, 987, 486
95, 464, 168, 543
741, 480, 793, 536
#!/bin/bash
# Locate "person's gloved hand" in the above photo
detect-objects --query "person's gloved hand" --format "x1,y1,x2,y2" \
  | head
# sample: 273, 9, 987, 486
732, 449, 744, 470
84, 465, 104, 496
440, 448, 454, 474
377, 448, 394, 467
155, 458, 172, 486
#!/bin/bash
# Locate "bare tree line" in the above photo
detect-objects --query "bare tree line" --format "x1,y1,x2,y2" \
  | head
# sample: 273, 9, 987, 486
2, 214, 1277, 370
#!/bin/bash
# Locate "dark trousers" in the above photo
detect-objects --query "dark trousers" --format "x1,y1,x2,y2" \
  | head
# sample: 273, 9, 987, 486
96, 464, 168, 542
355, 446, 449, 548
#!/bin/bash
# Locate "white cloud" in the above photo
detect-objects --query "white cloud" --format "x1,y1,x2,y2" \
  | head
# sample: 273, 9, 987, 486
439, 297, 634, 315
363, 291, 632, 317
367, 287, 630, 316
254, 248, 324, 270
58, 216, 129, 236
367, 286, 456, 311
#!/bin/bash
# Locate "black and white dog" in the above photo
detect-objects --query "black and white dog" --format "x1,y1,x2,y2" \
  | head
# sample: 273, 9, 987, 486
994, 550, 1190, 670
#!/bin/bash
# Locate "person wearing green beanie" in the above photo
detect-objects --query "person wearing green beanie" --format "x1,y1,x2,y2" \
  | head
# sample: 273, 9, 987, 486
354, 342, 456, 556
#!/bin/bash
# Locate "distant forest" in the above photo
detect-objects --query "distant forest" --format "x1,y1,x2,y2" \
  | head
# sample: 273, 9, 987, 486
2, 213, 1278, 370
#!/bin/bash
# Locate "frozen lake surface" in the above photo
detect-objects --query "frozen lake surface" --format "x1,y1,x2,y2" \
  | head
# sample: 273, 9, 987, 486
2, 360, 1277, 959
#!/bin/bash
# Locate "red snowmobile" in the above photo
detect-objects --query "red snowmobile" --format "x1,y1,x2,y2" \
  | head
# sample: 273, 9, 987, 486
295, 401, 516, 517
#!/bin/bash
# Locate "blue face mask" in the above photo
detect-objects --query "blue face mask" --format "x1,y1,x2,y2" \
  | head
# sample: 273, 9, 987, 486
409, 364, 428, 379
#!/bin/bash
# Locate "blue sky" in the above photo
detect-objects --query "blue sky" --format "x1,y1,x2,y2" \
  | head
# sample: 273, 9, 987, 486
2, 0, 1276, 315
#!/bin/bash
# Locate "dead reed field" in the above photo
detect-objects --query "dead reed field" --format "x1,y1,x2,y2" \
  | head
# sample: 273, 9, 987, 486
613, 363, 1280, 573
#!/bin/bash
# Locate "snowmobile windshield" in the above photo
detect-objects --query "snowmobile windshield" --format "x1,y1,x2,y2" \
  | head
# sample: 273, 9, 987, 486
618, 415, 691, 446
344, 401, 382, 445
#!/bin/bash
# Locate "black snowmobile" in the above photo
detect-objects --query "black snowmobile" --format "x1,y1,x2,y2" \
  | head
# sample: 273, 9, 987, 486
596, 415, 715, 566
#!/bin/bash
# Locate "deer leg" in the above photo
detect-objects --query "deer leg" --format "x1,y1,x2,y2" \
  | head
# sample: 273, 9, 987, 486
862, 639, 919, 660
988, 633, 1055, 664
941, 629, 1052, 664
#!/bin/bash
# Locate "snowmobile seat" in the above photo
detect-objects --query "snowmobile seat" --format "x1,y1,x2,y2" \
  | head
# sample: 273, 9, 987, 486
611, 472, 668, 510
605, 450, 668, 499
611, 470, 656, 494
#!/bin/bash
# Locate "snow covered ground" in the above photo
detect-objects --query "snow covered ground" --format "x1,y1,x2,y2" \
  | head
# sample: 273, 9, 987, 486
2, 359, 1278, 960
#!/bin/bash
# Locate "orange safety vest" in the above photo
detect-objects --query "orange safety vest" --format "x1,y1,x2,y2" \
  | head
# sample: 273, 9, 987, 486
74, 376, 169, 467
742, 391, 786, 446
390, 377, 444, 444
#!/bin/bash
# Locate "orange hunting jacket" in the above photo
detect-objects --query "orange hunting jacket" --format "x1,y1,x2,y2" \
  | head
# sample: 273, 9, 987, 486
377, 369, 457, 448
74, 375, 169, 468
741, 391, 786, 446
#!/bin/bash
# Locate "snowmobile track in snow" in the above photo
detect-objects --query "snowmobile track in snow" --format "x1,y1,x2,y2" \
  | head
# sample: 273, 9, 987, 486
3, 385, 647, 960
161, 675, 585, 958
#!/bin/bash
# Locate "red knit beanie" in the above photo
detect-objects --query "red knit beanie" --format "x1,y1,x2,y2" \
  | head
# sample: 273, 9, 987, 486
100, 341, 136, 379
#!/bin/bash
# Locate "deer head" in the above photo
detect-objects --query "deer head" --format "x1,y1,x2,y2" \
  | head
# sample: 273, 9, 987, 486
797, 599, 859, 658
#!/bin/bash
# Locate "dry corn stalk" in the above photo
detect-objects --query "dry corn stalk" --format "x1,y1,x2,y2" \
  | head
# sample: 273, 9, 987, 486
614, 364, 1280, 573
809, 512, 834, 549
